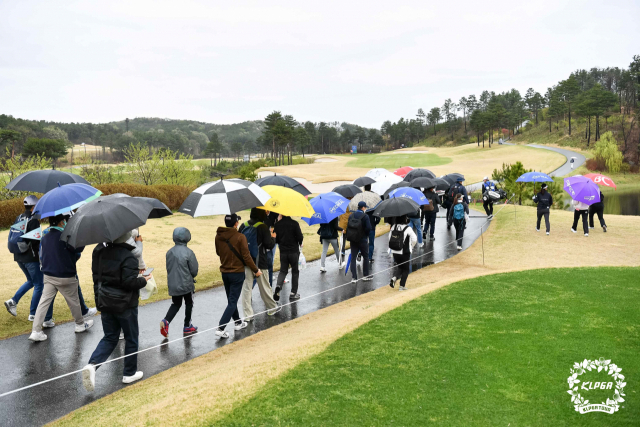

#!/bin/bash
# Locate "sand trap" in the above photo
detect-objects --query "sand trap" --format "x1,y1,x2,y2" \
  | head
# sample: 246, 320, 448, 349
314, 158, 338, 163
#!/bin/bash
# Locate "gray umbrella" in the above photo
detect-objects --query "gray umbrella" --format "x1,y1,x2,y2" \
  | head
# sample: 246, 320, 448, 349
348, 191, 382, 211
102, 193, 172, 218
372, 197, 420, 218
5, 170, 89, 194
353, 176, 376, 187
60, 197, 153, 248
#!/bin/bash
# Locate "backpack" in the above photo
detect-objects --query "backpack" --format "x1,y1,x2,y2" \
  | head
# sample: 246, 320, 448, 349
346, 212, 364, 242
240, 221, 263, 260
7, 214, 30, 255
388, 225, 408, 251
453, 203, 465, 220
318, 223, 333, 239
448, 183, 463, 201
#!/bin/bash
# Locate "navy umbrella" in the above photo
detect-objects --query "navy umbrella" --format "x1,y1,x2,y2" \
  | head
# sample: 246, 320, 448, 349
5, 170, 89, 194
33, 183, 101, 219
254, 174, 311, 196
332, 184, 362, 199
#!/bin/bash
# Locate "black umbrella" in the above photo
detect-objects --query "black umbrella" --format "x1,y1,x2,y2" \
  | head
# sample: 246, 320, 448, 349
382, 181, 410, 199
373, 197, 420, 217
102, 193, 172, 219
404, 168, 435, 182
61, 198, 153, 248
442, 173, 465, 186
5, 170, 89, 194
353, 176, 376, 187
254, 174, 311, 196
432, 178, 451, 191
410, 177, 436, 189
332, 184, 362, 199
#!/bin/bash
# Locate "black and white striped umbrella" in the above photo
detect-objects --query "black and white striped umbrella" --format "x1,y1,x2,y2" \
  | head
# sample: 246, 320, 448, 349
178, 179, 271, 217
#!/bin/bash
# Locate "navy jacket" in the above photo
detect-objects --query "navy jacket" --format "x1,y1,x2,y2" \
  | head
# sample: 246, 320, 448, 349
348, 210, 372, 241
39, 228, 84, 278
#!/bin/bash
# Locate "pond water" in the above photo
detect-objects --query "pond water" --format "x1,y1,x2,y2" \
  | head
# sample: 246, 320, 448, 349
565, 189, 640, 216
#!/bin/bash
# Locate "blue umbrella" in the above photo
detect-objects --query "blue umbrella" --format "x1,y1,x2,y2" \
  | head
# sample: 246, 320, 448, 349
344, 253, 352, 276
302, 192, 349, 225
516, 172, 553, 183
563, 175, 601, 205
388, 187, 429, 206
33, 183, 102, 219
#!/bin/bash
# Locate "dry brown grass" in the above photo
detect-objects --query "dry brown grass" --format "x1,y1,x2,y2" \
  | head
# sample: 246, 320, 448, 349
53, 207, 640, 427
0, 214, 389, 339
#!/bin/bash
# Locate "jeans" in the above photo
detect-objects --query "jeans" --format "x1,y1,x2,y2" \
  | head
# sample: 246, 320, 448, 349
589, 205, 606, 228
321, 239, 339, 267
368, 229, 376, 260
277, 252, 300, 294
164, 293, 193, 327
89, 307, 139, 377
219, 272, 244, 329
537, 211, 550, 232
350, 239, 369, 280
13, 261, 53, 321
392, 252, 411, 287
408, 217, 423, 244
423, 212, 437, 238
453, 218, 465, 246
77, 281, 90, 316
572, 210, 588, 234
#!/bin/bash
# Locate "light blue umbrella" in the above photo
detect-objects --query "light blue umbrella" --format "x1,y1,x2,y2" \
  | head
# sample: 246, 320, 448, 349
516, 172, 553, 183
33, 183, 102, 219
388, 187, 429, 206
302, 192, 349, 225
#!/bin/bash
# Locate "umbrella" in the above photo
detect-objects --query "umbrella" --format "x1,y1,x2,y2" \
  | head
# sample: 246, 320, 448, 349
258, 185, 315, 217
5, 170, 89, 194
410, 177, 436, 189
404, 168, 435, 182
370, 172, 403, 195
102, 193, 172, 218
372, 197, 420, 217
179, 179, 271, 217
332, 184, 362, 199
353, 176, 376, 187
344, 253, 352, 276
584, 173, 616, 190
516, 172, 553, 183
393, 166, 414, 178
563, 175, 601, 205
302, 192, 349, 225
61, 197, 154, 248
432, 178, 450, 192
33, 183, 101, 219
388, 187, 429, 206
348, 191, 382, 211
365, 168, 390, 179
441, 173, 465, 186
382, 181, 411, 199
254, 175, 311, 196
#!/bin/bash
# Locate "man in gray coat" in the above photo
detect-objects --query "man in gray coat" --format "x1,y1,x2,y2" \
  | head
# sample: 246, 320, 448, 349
160, 227, 199, 337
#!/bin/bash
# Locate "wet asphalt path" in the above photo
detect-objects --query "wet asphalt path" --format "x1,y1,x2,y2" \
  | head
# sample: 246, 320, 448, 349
0, 212, 489, 426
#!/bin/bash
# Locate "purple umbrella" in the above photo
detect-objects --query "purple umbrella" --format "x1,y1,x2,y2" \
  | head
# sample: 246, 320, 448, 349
563, 175, 601, 205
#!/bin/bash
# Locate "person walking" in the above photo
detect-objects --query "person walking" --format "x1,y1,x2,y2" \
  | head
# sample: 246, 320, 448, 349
447, 193, 469, 250
422, 186, 440, 241
318, 216, 342, 273
407, 206, 423, 248
366, 208, 380, 263
264, 211, 280, 286
533, 183, 553, 235
82, 230, 151, 391
481, 176, 495, 219
273, 215, 304, 301
387, 215, 417, 291
160, 227, 199, 338
446, 177, 468, 229
338, 204, 351, 268
5, 195, 54, 323
346, 201, 372, 283
571, 199, 589, 236
588, 191, 607, 232
239, 208, 280, 320
214, 213, 259, 338
28, 214, 93, 342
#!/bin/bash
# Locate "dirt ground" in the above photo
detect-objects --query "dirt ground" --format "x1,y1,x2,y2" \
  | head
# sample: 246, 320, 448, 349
53, 206, 640, 426
260, 143, 565, 184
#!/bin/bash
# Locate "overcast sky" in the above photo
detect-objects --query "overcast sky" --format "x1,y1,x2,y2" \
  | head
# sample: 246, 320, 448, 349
1, 0, 638, 128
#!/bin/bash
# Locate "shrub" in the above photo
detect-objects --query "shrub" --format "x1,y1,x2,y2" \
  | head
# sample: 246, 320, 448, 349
97, 183, 194, 210
593, 132, 623, 173
0, 198, 27, 229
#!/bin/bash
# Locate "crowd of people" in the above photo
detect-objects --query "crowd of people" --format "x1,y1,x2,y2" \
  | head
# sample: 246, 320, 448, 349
3, 172, 609, 393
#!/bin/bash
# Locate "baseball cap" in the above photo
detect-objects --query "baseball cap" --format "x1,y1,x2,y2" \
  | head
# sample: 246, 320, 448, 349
224, 213, 241, 227
540, 183, 548, 189
23, 195, 38, 206
483, 176, 489, 181
456, 176, 465, 182
357, 201, 368, 209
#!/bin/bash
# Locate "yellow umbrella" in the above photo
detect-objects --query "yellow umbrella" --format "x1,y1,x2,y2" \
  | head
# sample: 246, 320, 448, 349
258, 185, 315, 217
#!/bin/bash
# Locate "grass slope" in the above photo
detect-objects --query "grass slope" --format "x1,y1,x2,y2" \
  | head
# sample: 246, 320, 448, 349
218, 267, 639, 426
345, 153, 451, 169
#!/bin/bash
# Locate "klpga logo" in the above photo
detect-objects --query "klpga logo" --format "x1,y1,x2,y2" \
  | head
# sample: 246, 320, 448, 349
567, 358, 626, 414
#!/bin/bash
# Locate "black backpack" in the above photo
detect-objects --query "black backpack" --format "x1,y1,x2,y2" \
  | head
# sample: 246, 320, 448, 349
346, 213, 364, 242
448, 183, 463, 201
388, 225, 408, 251
318, 223, 333, 239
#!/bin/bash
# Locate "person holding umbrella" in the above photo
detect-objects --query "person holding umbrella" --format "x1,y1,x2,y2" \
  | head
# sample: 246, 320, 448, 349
588, 191, 607, 232
422, 186, 440, 241
273, 214, 304, 301
387, 215, 417, 291
571, 198, 590, 236
447, 193, 469, 250
346, 201, 372, 283
532, 183, 553, 235
318, 216, 343, 272
564, 175, 600, 237
445, 176, 468, 229
338, 202, 352, 268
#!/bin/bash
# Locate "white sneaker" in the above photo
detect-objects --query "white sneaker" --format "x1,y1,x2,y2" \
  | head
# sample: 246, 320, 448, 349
215, 329, 229, 338
546, 232, 550, 235
75, 319, 94, 333
571, 228, 577, 233
363, 276, 373, 281
83, 307, 97, 319
28, 315, 35, 321
584, 233, 589, 237
122, 371, 143, 384
589, 226, 594, 229
4, 299, 17, 317
350, 278, 357, 284
82, 364, 96, 392
319, 267, 326, 273
389, 276, 396, 288
284, 278, 289, 284
28, 331, 47, 342
399, 286, 407, 291
340, 261, 346, 269
457, 245, 462, 250
119, 332, 125, 340
536, 228, 540, 232
234, 321, 248, 331
267, 305, 282, 316
43, 319, 56, 328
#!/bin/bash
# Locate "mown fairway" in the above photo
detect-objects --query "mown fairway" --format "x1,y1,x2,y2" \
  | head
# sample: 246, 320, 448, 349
344, 153, 452, 169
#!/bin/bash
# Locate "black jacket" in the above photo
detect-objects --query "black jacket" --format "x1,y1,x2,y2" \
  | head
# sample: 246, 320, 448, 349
40, 228, 84, 278
239, 218, 275, 270
92, 242, 147, 313
347, 210, 372, 242
423, 190, 440, 213
533, 190, 553, 212
589, 191, 605, 210
13, 212, 40, 263
366, 210, 381, 229
319, 217, 342, 241
274, 216, 304, 253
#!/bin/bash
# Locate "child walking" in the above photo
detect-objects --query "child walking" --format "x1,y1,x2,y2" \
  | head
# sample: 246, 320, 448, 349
160, 227, 199, 337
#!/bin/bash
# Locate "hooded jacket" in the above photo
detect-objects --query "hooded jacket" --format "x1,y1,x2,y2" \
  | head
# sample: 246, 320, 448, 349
338, 206, 351, 232
239, 208, 275, 270
215, 226, 258, 274
125, 228, 146, 270
274, 216, 304, 253
13, 210, 40, 263
166, 227, 199, 296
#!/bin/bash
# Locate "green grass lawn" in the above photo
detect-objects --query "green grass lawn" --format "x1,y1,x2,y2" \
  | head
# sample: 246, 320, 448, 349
218, 267, 639, 426
345, 153, 452, 169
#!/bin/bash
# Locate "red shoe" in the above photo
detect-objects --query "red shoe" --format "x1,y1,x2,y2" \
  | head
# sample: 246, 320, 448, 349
183, 324, 198, 335
160, 319, 169, 337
